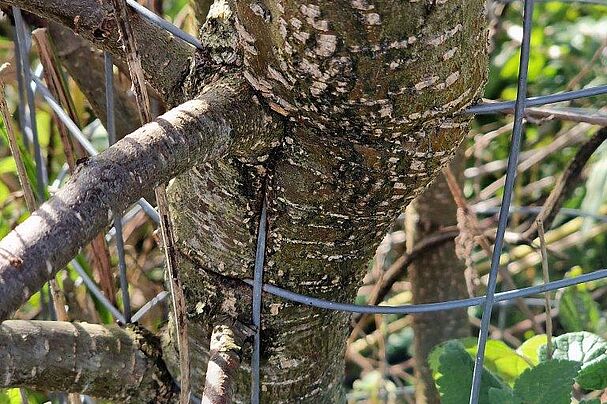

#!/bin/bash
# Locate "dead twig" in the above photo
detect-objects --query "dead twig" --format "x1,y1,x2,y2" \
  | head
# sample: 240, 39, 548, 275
537, 220, 553, 359
0, 73, 37, 210
443, 166, 544, 334
109, 1, 190, 401
522, 127, 607, 240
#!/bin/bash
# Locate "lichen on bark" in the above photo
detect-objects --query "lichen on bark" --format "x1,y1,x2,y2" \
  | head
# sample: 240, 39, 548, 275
0, 0, 488, 402
168, 0, 488, 402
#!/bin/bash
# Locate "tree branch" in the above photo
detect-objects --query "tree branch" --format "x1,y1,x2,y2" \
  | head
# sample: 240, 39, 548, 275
0, 320, 176, 401
0, 76, 269, 320
0, 0, 194, 105
201, 323, 247, 404
522, 127, 607, 240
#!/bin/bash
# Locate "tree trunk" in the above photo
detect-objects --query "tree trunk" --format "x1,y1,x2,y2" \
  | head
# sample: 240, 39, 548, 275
408, 151, 470, 404
0, 0, 488, 402
168, 1, 487, 401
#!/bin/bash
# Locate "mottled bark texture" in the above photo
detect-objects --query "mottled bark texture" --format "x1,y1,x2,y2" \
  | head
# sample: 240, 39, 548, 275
0, 321, 176, 402
408, 152, 470, 404
0, 0, 488, 402
168, 0, 487, 402
0, 77, 270, 320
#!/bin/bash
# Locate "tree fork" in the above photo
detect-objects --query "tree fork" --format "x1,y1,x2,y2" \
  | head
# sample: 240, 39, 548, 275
0, 76, 273, 320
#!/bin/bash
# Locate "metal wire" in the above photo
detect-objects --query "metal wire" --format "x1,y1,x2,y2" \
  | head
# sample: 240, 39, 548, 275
71, 259, 126, 324
251, 196, 268, 404
105, 52, 132, 323
30, 75, 160, 224
13, 9, 46, 201
11, 25, 29, 148
470, 0, 534, 401
473, 205, 607, 223
243, 268, 607, 314
126, 0, 203, 50
468, 84, 607, 114
131, 291, 169, 322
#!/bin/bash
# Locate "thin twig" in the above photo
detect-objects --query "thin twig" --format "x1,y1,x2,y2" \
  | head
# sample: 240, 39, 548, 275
478, 122, 591, 200
31, 28, 80, 169
443, 166, 544, 334
537, 219, 553, 359
566, 36, 607, 91
522, 127, 607, 240
109, 1, 189, 401
110, 0, 152, 124
0, 72, 37, 210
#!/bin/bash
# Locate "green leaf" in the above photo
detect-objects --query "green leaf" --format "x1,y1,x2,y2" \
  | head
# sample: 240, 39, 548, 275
579, 399, 601, 404
0, 120, 40, 197
434, 340, 505, 404
539, 332, 607, 390
460, 337, 531, 384
517, 335, 548, 365
0, 156, 16, 174
558, 287, 601, 332
513, 360, 580, 404
488, 387, 521, 404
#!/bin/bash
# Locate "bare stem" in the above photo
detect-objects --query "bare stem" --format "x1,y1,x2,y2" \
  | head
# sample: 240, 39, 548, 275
537, 219, 553, 359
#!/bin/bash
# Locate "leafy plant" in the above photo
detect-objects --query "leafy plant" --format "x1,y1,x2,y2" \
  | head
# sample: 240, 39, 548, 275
430, 332, 607, 403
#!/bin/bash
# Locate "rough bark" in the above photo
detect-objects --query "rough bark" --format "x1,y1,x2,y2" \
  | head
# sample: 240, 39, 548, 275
408, 152, 470, 404
0, 77, 270, 320
0, 0, 194, 105
0, 320, 176, 402
166, 1, 487, 402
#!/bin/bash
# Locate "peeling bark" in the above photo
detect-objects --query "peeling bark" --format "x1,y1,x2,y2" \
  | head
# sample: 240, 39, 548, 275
0, 320, 176, 402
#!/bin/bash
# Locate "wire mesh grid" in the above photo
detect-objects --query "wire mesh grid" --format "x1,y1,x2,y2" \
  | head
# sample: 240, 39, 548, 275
5, 0, 607, 403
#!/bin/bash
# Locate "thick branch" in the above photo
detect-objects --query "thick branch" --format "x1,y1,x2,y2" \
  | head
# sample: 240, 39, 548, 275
0, 76, 268, 320
0, 0, 194, 105
0, 320, 176, 401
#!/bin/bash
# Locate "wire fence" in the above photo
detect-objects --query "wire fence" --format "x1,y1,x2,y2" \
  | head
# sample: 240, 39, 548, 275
5, 0, 607, 403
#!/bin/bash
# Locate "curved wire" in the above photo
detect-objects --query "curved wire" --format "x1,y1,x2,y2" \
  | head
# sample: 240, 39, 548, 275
244, 268, 607, 314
